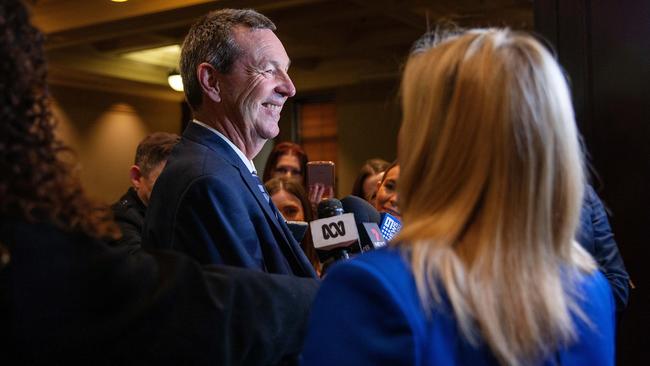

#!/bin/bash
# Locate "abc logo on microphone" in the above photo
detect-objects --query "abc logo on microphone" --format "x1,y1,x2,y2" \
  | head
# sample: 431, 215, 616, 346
322, 221, 346, 239
311, 213, 359, 250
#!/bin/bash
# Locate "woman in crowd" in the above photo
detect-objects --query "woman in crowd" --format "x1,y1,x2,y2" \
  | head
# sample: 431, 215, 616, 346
265, 176, 313, 222
263, 141, 308, 186
0, 1, 317, 364
373, 161, 400, 219
302, 29, 614, 365
350, 158, 390, 203
263, 141, 331, 213
266, 176, 320, 274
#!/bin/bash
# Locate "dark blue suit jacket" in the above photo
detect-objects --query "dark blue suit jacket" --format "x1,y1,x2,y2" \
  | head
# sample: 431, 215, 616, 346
143, 122, 317, 278
576, 184, 630, 311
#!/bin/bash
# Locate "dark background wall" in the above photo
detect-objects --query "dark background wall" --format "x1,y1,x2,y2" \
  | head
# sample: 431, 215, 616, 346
535, 1, 650, 364
51, 85, 182, 202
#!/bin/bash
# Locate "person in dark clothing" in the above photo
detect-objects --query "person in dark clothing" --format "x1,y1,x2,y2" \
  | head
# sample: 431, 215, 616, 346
577, 184, 630, 311
0, 2, 318, 364
111, 187, 146, 249
111, 132, 179, 251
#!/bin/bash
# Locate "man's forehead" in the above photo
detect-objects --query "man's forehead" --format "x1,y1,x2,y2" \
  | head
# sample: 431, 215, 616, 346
232, 26, 290, 65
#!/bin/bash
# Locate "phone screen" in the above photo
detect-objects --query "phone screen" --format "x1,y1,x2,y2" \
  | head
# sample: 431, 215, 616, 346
306, 161, 335, 188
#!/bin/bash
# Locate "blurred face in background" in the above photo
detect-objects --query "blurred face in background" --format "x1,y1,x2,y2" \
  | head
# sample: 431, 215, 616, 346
271, 189, 305, 221
362, 172, 384, 203
374, 165, 400, 218
130, 161, 166, 206
272, 154, 303, 182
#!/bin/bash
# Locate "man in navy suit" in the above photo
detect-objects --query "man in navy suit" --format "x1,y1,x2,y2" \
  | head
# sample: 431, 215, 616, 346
144, 9, 317, 279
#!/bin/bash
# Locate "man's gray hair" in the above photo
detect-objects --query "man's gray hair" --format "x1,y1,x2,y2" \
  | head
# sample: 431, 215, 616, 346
180, 8, 276, 110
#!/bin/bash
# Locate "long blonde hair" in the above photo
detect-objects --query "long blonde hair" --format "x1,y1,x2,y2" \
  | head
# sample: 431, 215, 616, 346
397, 29, 596, 365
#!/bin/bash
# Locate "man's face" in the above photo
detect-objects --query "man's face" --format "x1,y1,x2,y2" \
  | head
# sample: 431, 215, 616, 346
219, 27, 296, 144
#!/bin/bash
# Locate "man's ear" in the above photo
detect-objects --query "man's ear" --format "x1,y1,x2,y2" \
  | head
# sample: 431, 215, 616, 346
129, 165, 144, 189
197, 62, 221, 103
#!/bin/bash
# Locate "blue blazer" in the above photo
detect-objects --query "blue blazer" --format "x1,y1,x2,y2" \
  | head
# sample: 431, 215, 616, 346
302, 248, 615, 366
143, 122, 317, 278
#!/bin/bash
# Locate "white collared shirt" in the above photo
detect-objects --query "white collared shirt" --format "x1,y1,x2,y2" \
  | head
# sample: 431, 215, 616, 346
192, 119, 257, 174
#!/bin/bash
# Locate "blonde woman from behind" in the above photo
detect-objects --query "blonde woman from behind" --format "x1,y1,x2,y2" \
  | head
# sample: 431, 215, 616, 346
301, 29, 614, 366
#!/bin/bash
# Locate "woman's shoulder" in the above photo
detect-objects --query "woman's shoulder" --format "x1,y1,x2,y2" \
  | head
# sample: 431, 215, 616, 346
339, 246, 414, 286
325, 246, 426, 321
571, 267, 615, 320
568, 265, 612, 304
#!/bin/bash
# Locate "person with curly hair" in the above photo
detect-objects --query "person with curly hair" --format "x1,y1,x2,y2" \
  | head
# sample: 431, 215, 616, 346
0, 1, 318, 364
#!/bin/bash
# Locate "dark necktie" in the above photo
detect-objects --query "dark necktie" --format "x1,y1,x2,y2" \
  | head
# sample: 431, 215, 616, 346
252, 172, 284, 222
251, 171, 271, 204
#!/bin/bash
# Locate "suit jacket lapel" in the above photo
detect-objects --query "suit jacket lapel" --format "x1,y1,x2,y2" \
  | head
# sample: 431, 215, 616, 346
182, 123, 289, 243
182, 123, 316, 277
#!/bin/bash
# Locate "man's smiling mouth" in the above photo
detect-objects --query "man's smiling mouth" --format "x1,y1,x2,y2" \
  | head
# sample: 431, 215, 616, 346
262, 102, 282, 111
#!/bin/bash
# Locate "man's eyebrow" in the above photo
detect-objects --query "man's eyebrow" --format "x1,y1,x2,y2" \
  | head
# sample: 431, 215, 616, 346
269, 59, 291, 70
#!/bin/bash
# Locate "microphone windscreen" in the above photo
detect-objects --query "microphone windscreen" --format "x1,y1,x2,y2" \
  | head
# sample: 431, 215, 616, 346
340, 195, 381, 224
286, 221, 309, 242
317, 198, 344, 218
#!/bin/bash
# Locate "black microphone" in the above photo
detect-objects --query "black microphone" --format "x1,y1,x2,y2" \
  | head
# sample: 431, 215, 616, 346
317, 198, 344, 218
340, 195, 386, 253
341, 195, 381, 224
310, 199, 360, 269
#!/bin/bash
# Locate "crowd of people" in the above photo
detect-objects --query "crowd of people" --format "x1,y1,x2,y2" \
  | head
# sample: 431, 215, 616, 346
0, 1, 630, 365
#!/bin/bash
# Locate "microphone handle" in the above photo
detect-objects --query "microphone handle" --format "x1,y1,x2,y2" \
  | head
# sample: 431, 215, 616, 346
320, 249, 350, 275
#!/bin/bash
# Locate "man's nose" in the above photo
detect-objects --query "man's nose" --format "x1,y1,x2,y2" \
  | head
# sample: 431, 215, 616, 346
276, 71, 296, 98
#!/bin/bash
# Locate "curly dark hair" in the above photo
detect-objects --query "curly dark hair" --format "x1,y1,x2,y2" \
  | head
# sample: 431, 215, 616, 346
0, 0, 118, 239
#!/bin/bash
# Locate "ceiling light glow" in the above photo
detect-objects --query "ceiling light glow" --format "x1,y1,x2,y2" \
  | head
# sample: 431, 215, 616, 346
168, 73, 184, 92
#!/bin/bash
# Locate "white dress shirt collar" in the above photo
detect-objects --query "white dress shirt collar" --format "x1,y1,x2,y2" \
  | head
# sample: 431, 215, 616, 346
192, 119, 257, 174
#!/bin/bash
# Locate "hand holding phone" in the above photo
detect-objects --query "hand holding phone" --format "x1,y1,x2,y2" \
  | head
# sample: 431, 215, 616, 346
307, 161, 335, 213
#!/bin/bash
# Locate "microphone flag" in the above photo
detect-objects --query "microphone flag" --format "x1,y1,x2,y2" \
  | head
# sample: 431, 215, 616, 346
379, 212, 401, 241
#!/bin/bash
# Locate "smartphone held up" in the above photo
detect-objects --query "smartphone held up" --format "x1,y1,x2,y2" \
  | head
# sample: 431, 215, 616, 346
306, 161, 335, 203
